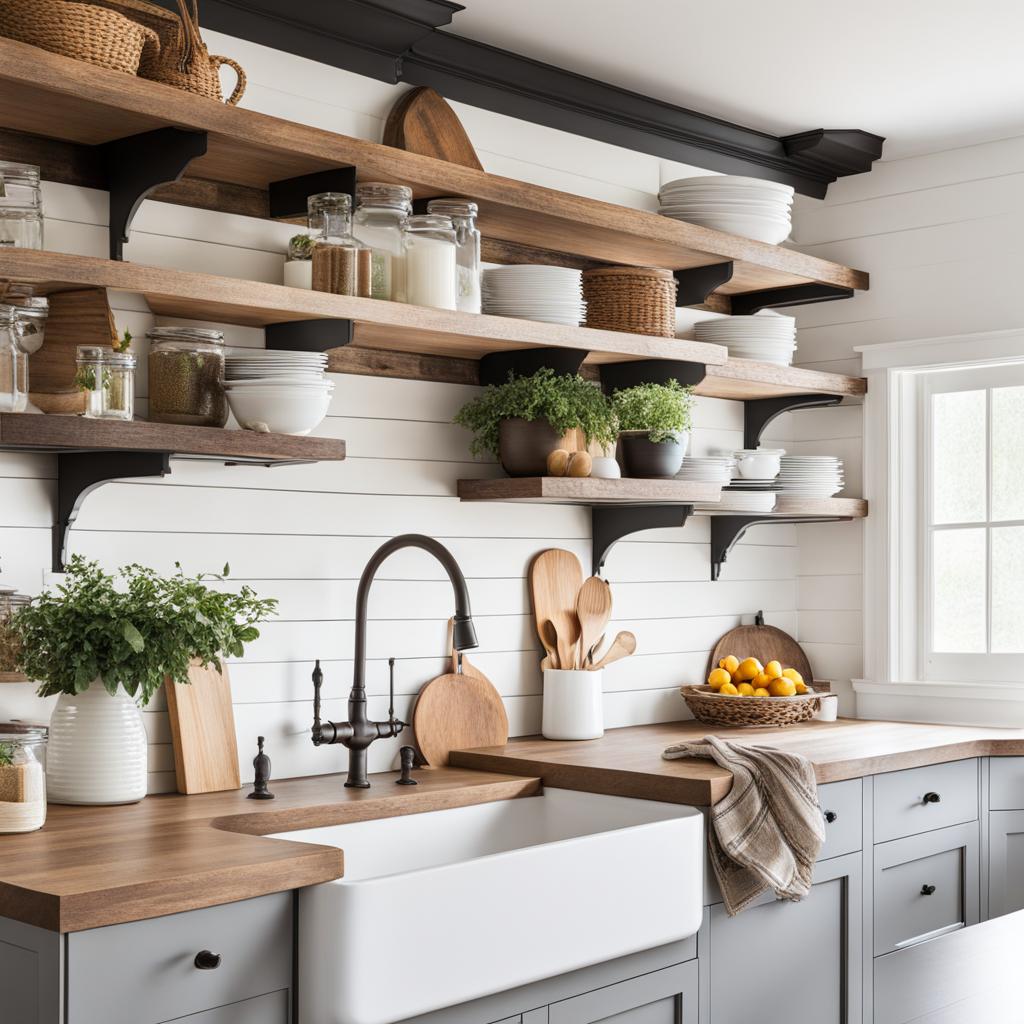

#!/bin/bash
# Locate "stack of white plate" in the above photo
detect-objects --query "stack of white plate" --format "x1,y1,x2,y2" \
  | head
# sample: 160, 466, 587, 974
658, 175, 794, 244
697, 491, 778, 514
481, 266, 586, 326
694, 310, 798, 365
676, 456, 735, 486
223, 350, 333, 436
775, 456, 845, 497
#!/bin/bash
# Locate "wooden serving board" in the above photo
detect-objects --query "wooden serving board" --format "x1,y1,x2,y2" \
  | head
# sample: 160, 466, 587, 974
383, 86, 484, 169
706, 611, 815, 685
165, 661, 241, 794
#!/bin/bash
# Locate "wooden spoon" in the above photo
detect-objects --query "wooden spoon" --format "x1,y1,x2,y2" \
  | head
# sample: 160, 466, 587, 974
542, 620, 561, 669
576, 577, 612, 670
590, 631, 637, 670
529, 549, 583, 670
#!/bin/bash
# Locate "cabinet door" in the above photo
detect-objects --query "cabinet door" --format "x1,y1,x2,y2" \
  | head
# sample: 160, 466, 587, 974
704, 852, 862, 1024
989, 808, 1024, 919
548, 960, 697, 1024
162, 990, 289, 1023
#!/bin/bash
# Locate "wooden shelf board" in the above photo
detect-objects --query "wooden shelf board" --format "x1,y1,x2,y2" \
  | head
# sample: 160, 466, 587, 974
0, 413, 346, 463
0, 672, 28, 684
0, 38, 868, 299
457, 478, 723, 505
693, 496, 868, 518
696, 359, 866, 400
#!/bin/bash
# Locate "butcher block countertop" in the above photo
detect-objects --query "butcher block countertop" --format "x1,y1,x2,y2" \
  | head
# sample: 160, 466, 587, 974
450, 719, 1024, 807
0, 768, 540, 933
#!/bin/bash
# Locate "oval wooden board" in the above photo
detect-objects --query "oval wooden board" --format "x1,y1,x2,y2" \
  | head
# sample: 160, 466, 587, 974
413, 672, 510, 767
706, 621, 814, 685
382, 86, 484, 170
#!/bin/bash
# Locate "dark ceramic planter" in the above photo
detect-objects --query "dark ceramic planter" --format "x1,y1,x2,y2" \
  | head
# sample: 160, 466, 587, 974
618, 431, 687, 478
498, 417, 567, 477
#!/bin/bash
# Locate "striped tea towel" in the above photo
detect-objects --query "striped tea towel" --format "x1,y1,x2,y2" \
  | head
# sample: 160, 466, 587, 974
663, 736, 825, 915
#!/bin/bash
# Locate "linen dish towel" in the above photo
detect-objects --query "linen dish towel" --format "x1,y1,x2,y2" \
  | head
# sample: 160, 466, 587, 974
663, 736, 825, 915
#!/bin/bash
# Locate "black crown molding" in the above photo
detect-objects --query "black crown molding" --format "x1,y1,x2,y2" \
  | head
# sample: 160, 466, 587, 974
183, 0, 883, 197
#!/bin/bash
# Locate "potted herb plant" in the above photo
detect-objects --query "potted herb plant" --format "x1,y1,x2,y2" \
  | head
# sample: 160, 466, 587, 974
12, 557, 277, 806
454, 368, 618, 476
612, 379, 695, 478
284, 233, 314, 289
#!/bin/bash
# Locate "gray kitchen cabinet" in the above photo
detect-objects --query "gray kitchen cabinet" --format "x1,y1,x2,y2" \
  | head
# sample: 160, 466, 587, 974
164, 990, 290, 1023
988, 808, 1024, 919
547, 961, 697, 1024
873, 759, 979, 844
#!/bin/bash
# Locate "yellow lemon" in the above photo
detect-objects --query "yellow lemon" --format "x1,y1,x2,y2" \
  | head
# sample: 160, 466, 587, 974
768, 677, 797, 697
719, 681, 739, 695
735, 657, 763, 681
794, 680, 809, 694
707, 667, 731, 690
753, 687, 771, 697
737, 682, 755, 696
752, 671, 772, 689
719, 654, 740, 674
782, 668, 804, 685
764, 660, 783, 679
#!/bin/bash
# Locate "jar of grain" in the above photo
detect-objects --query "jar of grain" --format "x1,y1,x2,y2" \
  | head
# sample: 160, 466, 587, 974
0, 729, 47, 834
402, 214, 458, 310
309, 192, 371, 298
353, 182, 412, 301
147, 327, 228, 427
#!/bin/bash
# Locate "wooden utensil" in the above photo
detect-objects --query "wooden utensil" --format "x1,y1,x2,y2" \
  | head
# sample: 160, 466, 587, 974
590, 631, 637, 670
529, 548, 584, 669
165, 661, 241, 795
383, 86, 484, 169
576, 576, 612, 669
706, 610, 814, 684
542, 620, 560, 669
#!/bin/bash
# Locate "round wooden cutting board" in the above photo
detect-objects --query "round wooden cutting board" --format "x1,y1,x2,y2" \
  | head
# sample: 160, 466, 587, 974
706, 611, 815, 685
413, 671, 509, 767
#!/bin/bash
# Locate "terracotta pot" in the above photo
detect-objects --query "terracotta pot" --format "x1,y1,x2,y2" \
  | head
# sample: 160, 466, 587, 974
618, 430, 689, 478
499, 417, 575, 476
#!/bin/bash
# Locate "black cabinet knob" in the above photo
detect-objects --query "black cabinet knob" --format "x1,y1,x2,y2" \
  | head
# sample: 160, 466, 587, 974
824, 810, 838, 824
923, 791, 941, 804
920, 884, 937, 896
194, 950, 222, 970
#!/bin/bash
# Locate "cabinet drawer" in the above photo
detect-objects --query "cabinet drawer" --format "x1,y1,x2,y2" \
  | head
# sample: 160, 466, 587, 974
548, 960, 696, 1024
818, 778, 862, 859
163, 989, 289, 1024
873, 821, 979, 956
990, 757, 1024, 810
874, 759, 978, 843
68, 893, 292, 1024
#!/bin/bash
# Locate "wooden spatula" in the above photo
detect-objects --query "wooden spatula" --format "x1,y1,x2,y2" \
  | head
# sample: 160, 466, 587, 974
576, 576, 612, 669
529, 549, 583, 668
590, 631, 637, 670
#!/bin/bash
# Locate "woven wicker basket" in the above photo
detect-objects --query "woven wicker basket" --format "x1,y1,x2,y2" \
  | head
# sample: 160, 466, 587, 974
0, 0, 159, 74
582, 266, 678, 337
680, 684, 822, 728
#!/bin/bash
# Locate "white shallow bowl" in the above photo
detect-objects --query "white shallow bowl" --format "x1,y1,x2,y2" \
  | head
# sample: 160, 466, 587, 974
226, 387, 332, 435
660, 174, 795, 196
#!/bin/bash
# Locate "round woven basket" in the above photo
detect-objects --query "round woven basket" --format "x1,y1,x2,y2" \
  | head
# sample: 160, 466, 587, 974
680, 684, 821, 728
582, 267, 677, 337
0, 0, 159, 74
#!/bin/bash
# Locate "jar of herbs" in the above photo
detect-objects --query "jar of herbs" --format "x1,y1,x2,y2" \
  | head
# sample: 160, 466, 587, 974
403, 214, 458, 310
147, 327, 228, 427
353, 182, 412, 301
427, 199, 481, 314
0, 729, 47, 834
0, 162, 43, 250
0, 305, 28, 413
0, 587, 29, 675
309, 193, 371, 298
75, 347, 136, 420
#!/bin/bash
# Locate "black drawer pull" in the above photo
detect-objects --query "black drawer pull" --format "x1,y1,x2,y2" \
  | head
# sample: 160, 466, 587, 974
194, 950, 222, 970
824, 810, 838, 824
920, 884, 937, 896
923, 791, 941, 804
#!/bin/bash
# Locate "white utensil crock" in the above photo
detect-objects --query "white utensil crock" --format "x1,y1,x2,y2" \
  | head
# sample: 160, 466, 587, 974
46, 681, 148, 805
542, 669, 604, 740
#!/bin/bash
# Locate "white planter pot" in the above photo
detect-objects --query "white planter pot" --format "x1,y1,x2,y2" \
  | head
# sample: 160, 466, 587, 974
542, 669, 604, 740
46, 682, 148, 805
283, 259, 313, 289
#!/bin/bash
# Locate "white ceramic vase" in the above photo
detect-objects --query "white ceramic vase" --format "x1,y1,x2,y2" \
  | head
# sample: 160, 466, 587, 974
46, 681, 148, 805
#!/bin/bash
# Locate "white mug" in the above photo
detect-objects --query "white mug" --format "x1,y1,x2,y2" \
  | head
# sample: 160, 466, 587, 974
815, 693, 839, 722
543, 669, 604, 740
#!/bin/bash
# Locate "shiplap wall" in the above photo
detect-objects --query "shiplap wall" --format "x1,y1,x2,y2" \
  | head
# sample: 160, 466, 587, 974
0, 31, 807, 790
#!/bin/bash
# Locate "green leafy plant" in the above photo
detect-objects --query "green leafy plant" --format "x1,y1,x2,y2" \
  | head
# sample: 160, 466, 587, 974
611, 379, 695, 443
12, 557, 278, 707
454, 369, 618, 458
73, 366, 110, 393
113, 329, 132, 354
0, 742, 14, 768
288, 233, 315, 260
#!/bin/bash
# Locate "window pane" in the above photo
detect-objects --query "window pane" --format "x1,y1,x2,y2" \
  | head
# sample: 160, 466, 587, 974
932, 528, 987, 653
992, 386, 1024, 521
992, 527, 1024, 653
932, 390, 986, 524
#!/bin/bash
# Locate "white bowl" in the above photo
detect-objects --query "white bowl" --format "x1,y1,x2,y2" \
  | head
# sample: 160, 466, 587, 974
226, 387, 332, 435
734, 449, 786, 479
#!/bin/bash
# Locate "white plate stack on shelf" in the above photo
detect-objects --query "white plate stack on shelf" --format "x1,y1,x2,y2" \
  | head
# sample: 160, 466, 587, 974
774, 456, 845, 497
481, 265, 586, 326
658, 174, 795, 244
693, 310, 798, 365
223, 350, 334, 436
676, 456, 735, 486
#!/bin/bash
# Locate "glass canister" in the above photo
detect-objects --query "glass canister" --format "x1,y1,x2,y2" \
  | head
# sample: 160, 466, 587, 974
352, 182, 412, 302
309, 192, 371, 298
147, 327, 228, 427
0, 162, 43, 250
427, 199, 481, 314
403, 214, 458, 310
0, 728, 47, 834
0, 305, 28, 412
0, 587, 29, 674
75, 346, 136, 420
5, 286, 48, 355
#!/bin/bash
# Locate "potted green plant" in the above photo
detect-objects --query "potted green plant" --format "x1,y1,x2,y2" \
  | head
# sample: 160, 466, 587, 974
454, 368, 618, 476
611, 379, 695, 478
284, 233, 314, 289
12, 557, 277, 806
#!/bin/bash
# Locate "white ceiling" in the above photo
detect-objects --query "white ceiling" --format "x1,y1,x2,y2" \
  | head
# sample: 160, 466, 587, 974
450, 0, 1024, 160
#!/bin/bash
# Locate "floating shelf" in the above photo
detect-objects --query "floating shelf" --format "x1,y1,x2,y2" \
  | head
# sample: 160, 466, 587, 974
456, 478, 723, 505
0, 38, 867, 310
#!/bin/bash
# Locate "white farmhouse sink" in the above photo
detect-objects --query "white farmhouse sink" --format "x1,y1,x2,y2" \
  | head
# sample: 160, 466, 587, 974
271, 788, 703, 1024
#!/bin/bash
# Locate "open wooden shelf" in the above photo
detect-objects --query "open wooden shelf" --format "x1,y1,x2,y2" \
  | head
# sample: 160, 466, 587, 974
457, 478, 723, 505
696, 361, 866, 400
0, 673, 28, 684
0, 38, 867, 306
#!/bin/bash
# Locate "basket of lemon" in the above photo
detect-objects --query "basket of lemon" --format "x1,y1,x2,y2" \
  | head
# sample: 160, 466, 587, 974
681, 655, 820, 728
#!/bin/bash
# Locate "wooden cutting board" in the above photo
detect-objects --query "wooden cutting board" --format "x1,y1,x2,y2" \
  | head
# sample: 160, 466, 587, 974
165, 661, 241, 794
706, 611, 815, 685
383, 86, 484, 169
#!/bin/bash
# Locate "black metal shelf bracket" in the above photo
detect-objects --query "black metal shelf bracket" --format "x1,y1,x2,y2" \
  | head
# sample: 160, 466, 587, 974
102, 127, 209, 261
592, 505, 693, 576
674, 263, 734, 307
599, 360, 707, 393
55, 451, 172, 572
269, 168, 357, 219
710, 514, 846, 582
744, 393, 843, 450
479, 347, 587, 386
265, 319, 354, 353
730, 284, 854, 316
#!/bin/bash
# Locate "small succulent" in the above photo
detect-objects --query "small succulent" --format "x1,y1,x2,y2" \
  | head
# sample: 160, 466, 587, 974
0, 742, 15, 768
288, 234, 315, 260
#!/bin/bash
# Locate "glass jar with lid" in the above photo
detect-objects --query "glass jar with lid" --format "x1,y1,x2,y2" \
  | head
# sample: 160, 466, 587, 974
0, 587, 29, 675
4, 285, 48, 355
0, 727, 47, 834
353, 182, 413, 302
427, 199, 481, 314
0, 162, 43, 250
402, 214, 458, 311
0, 305, 28, 412
147, 327, 228, 427
75, 346, 136, 421
309, 192, 371, 298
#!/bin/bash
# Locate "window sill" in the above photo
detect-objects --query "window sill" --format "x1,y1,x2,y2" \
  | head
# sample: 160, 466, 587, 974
854, 679, 1024, 727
